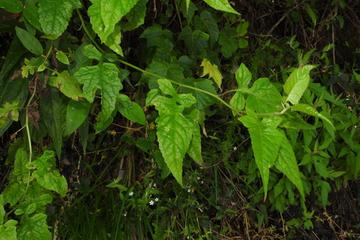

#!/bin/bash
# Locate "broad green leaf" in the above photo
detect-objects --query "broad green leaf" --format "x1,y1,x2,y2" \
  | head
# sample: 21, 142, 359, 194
235, 63, 252, 88
191, 79, 217, 110
284, 65, 315, 105
48, 71, 83, 100
117, 94, 146, 125
318, 180, 330, 207
15, 27, 43, 56
12, 148, 28, 182
2, 183, 26, 206
291, 104, 335, 131
156, 113, 193, 185
202, 0, 239, 14
0, 0, 22, 13
88, 0, 139, 54
82, 44, 102, 61
0, 220, 17, 240
38, 0, 81, 39
0, 102, 19, 128
247, 78, 282, 113
218, 29, 238, 58
121, 0, 148, 31
157, 78, 177, 97
200, 58, 223, 89
40, 89, 66, 158
275, 133, 304, 198
55, 51, 70, 65
104, 25, 123, 55
23, 0, 41, 31
229, 91, 245, 114
64, 100, 91, 136
18, 213, 51, 240
32, 151, 68, 197
240, 113, 283, 197
74, 63, 122, 123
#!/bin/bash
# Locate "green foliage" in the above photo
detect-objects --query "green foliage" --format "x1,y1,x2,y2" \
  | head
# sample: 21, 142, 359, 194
0, 0, 359, 238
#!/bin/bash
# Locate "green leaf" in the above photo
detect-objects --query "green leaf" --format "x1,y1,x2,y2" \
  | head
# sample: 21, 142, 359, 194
200, 58, 223, 89
74, 63, 122, 124
284, 65, 316, 105
156, 113, 193, 185
202, 0, 239, 14
275, 133, 304, 198
235, 63, 252, 88
32, 151, 68, 197
0, 0, 22, 13
40, 89, 66, 158
48, 71, 83, 100
82, 44, 102, 61
18, 213, 51, 240
240, 113, 283, 197
230, 92, 245, 114
0, 195, 4, 225
38, 0, 81, 39
185, 0, 191, 11
291, 104, 335, 131
64, 100, 91, 136
121, 0, 148, 31
247, 78, 282, 113
117, 94, 146, 125
23, 0, 41, 31
0, 102, 19, 128
187, 110, 203, 165
0, 220, 17, 240
15, 27, 43, 56
12, 148, 29, 182
157, 78, 177, 97
88, 0, 140, 54
55, 50, 70, 65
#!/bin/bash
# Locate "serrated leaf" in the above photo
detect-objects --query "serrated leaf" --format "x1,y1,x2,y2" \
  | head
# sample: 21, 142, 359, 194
240, 113, 283, 197
202, 0, 239, 14
0, 0, 22, 13
291, 103, 335, 130
156, 113, 193, 185
284, 65, 316, 105
15, 27, 43, 56
247, 78, 282, 113
88, 0, 139, 54
157, 78, 177, 97
74, 63, 122, 124
200, 58, 223, 89
235, 63, 252, 88
117, 94, 146, 125
32, 151, 68, 197
187, 110, 203, 165
65, 100, 91, 136
275, 133, 304, 198
38, 0, 81, 39
48, 71, 83, 100
18, 213, 51, 240
55, 50, 70, 65
0, 220, 17, 240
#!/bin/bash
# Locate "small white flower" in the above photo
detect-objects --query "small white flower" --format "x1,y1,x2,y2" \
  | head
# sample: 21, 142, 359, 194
187, 188, 191, 193
128, 191, 134, 197
201, 180, 204, 184
233, 146, 237, 151
149, 200, 155, 206
155, 197, 159, 202
153, 183, 157, 188
123, 212, 127, 217
197, 177, 201, 180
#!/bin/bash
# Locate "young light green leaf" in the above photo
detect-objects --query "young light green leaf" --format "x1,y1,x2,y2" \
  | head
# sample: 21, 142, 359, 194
157, 78, 177, 97
240, 113, 283, 198
74, 63, 122, 123
32, 150, 68, 197
230, 92, 245, 115
247, 78, 282, 113
15, 27, 43, 56
202, 0, 239, 14
235, 63, 252, 88
88, 0, 139, 54
117, 94, 146, 125
275, 133, 304, 198
55, 50, 70, 65
0, 220, 17, 240
64, 100, 91, 136
48, 71, 83, 100
0, 0, 22, 13
291, 103, 335, 130
17, 213, 51, 240
284, 65, 316, 105
200, 58, 223, 89
156, 113, 193, 185
38, 0, 81, 39
185, 0, 191, 12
